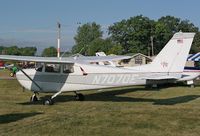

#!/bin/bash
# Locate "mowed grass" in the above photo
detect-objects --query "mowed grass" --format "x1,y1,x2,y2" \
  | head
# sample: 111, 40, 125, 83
0, 69, 10, 77
1, 80, 200, 136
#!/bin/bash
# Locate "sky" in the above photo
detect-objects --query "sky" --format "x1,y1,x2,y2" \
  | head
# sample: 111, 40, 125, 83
0, 0, 199, 53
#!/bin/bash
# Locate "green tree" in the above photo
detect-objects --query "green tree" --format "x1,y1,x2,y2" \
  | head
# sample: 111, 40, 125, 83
42, 47, 57, 57
154, 22, 172, 54
72, 15, 200, 56
108, 15, 200, 55
72, 22, 103, 55
154, 16, 200, 54
191, 32, 200, 53
1, 46, 37, 56
4, 46, 21, 55
0, 46, 5, 54
86, 38, 123, 55
21, 47, 37, 56
178, 19, 199, 32
108, 15, 155, 54
157, 16, 180, 33
178, 19, 200, 53
108, 44, 123, 55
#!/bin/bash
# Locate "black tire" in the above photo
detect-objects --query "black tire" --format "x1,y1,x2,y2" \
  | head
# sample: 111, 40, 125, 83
43, 99, 54, 105
75, 93, 85, 101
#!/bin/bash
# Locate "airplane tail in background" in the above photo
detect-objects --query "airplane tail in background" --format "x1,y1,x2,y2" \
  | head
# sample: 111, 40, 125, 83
150, 32, 195, 72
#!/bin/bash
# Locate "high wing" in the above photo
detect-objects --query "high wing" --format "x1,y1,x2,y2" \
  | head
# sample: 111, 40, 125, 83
0, 55, 131, 64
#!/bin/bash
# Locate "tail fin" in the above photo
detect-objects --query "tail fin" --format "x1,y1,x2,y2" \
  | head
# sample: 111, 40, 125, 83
150, 32, 195, 72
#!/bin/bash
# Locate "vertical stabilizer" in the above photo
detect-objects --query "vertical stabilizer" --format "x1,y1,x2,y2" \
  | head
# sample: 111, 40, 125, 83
150, 32, 195, 72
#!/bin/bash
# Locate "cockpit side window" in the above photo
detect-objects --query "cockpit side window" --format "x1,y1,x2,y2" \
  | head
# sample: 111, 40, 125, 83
45, 64, 61, 73
63, 64, 74, 73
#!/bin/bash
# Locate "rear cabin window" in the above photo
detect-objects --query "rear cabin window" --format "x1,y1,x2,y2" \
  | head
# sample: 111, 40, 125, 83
63, 64, 74, 73
45, 64, 60, 73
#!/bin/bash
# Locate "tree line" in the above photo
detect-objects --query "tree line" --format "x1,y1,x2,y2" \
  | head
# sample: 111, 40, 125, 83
72, 15, 200, 56
0, 46, 69, 57
1, 15, 200, 57
0, 46, 37, 56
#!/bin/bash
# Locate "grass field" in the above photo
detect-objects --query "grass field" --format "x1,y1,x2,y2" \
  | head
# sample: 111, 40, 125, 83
0, 69, 10, 77
1, 79, 200, 136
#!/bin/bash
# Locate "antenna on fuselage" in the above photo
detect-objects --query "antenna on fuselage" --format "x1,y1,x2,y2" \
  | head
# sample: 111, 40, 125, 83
57, 22, 61, 58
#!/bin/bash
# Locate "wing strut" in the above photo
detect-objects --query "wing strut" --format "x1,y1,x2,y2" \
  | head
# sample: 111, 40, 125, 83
51, 90, 63, 99
18, 68, 42, 91
43, 90, 63, 105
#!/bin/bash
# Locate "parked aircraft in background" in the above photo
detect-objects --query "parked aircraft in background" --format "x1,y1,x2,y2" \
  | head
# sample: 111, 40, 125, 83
0, 32, 195, 105
179, 67, 200, 86
0, 63, 14, 70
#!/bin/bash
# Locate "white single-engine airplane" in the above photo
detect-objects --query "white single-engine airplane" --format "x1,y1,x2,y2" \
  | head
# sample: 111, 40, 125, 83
0, 32, 195, 105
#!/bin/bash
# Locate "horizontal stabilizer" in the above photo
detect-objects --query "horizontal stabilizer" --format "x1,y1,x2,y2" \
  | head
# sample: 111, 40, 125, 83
143, 76, 179, 80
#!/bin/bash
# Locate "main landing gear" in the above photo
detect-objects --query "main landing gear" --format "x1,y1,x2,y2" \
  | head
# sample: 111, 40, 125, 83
43, 90, 62, 105
42, 91, 85, 105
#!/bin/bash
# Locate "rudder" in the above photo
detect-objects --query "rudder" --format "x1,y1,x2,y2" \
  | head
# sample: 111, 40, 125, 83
150, 32, 195, 72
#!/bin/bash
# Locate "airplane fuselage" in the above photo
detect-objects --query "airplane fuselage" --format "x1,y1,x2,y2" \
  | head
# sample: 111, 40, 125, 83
16, 63, 184, 93
16, 63, 143, 93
